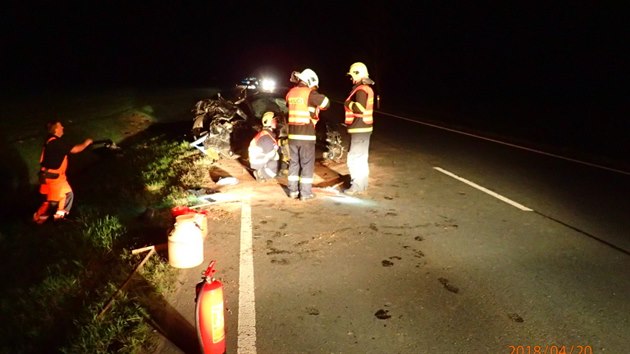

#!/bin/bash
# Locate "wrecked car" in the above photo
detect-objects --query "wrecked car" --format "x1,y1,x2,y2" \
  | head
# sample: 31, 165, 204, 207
190, 76, 345, 165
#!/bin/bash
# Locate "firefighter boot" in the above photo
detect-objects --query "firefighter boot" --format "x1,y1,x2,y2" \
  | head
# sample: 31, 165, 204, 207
300, 193, 316, 201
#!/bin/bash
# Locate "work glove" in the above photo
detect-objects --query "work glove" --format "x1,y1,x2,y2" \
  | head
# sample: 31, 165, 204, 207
290, 71, 300, 83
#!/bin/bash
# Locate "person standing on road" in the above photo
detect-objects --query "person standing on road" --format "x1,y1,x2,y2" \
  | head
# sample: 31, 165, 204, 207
248, 111, 280, 182
285, 68, 330, 200
343, 62, 375, 195
33, 120, 93, 224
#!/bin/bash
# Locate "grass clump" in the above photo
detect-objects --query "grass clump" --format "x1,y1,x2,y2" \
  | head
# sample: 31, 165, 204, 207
61, 294, 154, 354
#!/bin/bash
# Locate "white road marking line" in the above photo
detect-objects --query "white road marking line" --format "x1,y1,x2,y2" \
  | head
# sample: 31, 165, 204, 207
434, 166, 533, 211
237, 196, 257, 354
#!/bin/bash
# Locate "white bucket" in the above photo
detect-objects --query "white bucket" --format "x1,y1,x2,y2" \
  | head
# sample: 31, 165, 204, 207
175, 213, 208, 238
168, 217, 204, 269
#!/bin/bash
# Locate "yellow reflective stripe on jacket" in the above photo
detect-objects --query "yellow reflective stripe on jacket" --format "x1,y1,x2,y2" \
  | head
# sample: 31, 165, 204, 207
288, 134, 316, 140
350, 101, 365, 112
347, 126, 373, 133
289, 114, 312, 124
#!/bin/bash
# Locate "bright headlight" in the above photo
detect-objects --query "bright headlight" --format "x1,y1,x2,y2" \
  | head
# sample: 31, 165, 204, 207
260, 78, 276, 92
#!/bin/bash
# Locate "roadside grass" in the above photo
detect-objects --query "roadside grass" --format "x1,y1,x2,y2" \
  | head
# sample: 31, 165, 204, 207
0, 93, 214, 352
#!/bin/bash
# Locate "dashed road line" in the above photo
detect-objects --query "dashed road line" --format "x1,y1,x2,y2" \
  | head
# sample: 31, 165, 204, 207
434, 166, 533, 211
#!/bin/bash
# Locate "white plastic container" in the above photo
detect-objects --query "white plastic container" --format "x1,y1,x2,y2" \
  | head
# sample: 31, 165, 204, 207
168, 216, 204, 269
175, 212, 208, 238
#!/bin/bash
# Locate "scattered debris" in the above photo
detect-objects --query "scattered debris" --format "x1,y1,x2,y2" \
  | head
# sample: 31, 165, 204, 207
382, 260, 394, 267
438, 277, 459, 293
413, 250, 425, 258
216, 177, 239, 186
508, 313, 524, 323
186, 188, 216, 196
266, 247, 291, 255
306, 307, 320, 316
375, 309, 391, 320
270, 258, 289, 265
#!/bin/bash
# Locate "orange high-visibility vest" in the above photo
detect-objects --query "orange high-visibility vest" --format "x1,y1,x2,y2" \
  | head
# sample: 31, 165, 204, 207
250, 129, 277, 145
344, 84, 374, 133
286, 87, 314, 126
39, 136, 71, 201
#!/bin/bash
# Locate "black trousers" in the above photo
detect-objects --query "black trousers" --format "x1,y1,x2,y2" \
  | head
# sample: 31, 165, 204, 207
287, 139, 315, 196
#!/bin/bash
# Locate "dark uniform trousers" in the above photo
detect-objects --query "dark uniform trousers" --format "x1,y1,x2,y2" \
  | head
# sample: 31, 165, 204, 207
288, 139, 315, 196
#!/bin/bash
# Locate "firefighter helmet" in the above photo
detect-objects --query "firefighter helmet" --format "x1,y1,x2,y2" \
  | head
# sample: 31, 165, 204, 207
262, 111, 277, 128
295, 68, 319, 88
348, 62, 369, 82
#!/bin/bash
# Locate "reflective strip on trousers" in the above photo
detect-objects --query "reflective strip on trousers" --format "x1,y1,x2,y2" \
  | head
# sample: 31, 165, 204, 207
288, 134, 316, 140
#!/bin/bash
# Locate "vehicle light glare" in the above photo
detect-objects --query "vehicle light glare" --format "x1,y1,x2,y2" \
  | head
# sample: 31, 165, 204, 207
260, 78, 276, 92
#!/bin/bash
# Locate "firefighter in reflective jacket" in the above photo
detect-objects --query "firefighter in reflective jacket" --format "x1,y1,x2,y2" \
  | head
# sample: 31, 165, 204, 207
33, 121, 93, 224
285, 68, 330, 200
343, 62, 375, 195
248, 111, 280, 181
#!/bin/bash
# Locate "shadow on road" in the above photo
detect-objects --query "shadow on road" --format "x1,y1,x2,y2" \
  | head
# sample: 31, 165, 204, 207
132, 270, 200, 354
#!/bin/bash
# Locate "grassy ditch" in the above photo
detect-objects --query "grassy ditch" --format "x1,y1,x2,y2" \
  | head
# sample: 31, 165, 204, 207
0, 120, 215, 352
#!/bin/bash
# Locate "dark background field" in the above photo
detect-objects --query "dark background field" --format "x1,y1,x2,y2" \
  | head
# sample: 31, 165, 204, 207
2, 2, 628, 168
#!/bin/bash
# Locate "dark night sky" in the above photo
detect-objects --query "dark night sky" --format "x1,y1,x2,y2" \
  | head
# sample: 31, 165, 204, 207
4, 2, 625, 94
2, 2, 628, 159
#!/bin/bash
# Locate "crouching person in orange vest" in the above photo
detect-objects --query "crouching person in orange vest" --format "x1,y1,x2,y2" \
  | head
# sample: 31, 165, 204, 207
33, 120, 93, 224
248, 112, 280, 182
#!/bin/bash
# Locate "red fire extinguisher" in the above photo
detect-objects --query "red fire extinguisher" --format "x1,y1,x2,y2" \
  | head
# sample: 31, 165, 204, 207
195, 260, 226, 354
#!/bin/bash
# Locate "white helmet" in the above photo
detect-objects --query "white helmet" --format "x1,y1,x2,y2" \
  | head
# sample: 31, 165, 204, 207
262, 111, 277, 128
348, 62, 369, 82
295, 68, 319, 88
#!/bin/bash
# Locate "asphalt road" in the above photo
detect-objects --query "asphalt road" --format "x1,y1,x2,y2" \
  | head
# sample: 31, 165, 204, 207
155, 105, 630, 354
